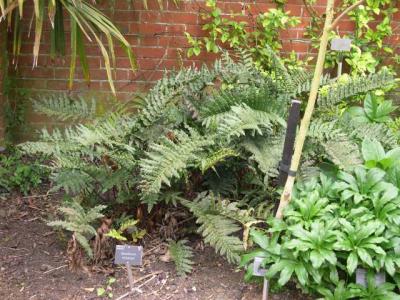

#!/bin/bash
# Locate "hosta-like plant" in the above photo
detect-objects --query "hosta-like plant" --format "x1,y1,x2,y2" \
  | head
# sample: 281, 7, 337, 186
242, 139, 400, 298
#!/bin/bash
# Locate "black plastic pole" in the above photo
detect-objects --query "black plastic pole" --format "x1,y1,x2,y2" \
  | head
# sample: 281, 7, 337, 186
278, 100, 301, 186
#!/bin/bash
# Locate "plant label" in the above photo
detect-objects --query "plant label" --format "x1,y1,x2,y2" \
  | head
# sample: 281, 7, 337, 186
356, 268, 386, 287
114, 245, 143, 266
331, 38, 352, 51
253, 256, 267, 276
253, 257, 269, 300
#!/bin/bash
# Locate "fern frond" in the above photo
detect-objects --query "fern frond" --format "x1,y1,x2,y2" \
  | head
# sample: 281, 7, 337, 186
322, 140, 362, 169
199, 148, 239, 173
198, 214, 243, 264
307, 119, 346, 141
241, 136, 283, 177
318, 70, 395, 108
50, 169, 94, 194
168, 239, 194, 276
217, 104, 285, 141
181, 195, 244, 264
137, 66, 217, 129
47, 202, 106, 258
75, 232, 93, 258
200, 84, 283, 127
139, 128, 213, 196
296, 73, 332, 95
263, 44, 294, 93
33, 94, 97, 121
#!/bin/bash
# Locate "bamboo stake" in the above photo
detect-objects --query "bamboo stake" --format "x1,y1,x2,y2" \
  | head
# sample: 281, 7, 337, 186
275, 0, 336, 219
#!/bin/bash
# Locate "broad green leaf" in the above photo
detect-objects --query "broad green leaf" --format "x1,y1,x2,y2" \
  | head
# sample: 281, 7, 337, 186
346, 106, 369, 123
278, 264, 294, 286
250, 229, 269, 250
357, 248, 373, 267
362, 139, 385, 166
310, 250, 324, 268
294, 264, 308, 286
347, 252, 358, 274
385, 257, 395, 276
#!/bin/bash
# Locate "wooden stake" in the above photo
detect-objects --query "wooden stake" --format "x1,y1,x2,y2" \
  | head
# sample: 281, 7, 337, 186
126, 262, 134, 291
275, 0, 336, 219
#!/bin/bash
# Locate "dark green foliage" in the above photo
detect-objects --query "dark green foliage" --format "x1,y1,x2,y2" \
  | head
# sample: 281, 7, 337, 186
0, 150, 49, 195
181, 193, 258, 264
242, 139, 400, 298
22, 50, 398, 264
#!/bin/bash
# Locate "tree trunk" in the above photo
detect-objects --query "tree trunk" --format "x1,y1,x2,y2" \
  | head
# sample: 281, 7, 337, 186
275, 0, 336, 219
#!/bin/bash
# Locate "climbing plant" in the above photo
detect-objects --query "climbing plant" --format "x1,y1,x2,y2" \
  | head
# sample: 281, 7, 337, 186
185, 0, 302, 70
302, 0, 400, 75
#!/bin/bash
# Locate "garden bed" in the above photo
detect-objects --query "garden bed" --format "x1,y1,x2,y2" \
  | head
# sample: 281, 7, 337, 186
0, 191, 307, 300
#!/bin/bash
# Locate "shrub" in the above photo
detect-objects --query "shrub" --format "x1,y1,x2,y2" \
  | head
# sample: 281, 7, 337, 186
21, 51, 397, 264
0, 150, 49, 195
241, 139, 400, 298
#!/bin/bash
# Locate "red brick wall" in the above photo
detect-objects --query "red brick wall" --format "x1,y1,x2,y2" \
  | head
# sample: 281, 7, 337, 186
1, 0, 400, 139
0, 21, 6, 145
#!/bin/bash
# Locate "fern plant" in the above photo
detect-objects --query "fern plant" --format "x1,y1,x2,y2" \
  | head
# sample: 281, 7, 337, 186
32, 94, 97, 122
23, 49, 398, 265
48, 201, 106, 258
168, 239, 194, 276
181, 193, 259, 264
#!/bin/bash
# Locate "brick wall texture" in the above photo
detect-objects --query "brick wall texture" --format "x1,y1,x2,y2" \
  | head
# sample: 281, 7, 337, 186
1, 0, 400, 140
0, 21, 6, 144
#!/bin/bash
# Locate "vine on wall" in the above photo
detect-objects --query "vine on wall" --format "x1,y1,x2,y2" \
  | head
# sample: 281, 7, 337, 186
303, 0, 399, 75
186, 0, 399, 75
185, 0, 302, 70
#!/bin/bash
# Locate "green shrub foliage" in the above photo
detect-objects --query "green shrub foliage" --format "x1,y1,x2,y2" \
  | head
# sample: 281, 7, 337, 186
241, 139, 400, 298
22, 50, 397, 264
0, 150, 49, 195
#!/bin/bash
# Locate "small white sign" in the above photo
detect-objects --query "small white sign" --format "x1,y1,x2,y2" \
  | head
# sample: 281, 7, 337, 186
331, 38, 352, 51
253, 256, 267, 276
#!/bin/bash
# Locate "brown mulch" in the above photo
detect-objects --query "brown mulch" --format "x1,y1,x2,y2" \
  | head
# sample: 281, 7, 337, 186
0, 192, 309, 300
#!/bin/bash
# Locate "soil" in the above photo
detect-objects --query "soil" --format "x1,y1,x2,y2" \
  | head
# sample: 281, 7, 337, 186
0, 192, 309, 300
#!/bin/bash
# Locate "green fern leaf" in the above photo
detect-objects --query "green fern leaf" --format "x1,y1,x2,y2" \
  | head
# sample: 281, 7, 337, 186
140, 128, 213, 196
168, 239, 194, 276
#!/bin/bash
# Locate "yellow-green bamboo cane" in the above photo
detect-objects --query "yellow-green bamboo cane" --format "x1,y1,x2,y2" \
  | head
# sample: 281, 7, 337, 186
275, 0, 335, 219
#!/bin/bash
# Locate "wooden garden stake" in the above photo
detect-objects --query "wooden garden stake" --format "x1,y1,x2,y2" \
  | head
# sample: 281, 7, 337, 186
275, 0, 366, 219
275, 0, 335, 219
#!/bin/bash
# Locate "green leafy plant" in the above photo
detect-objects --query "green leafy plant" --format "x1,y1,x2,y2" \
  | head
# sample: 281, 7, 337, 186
106, 217, 146, 243
345, 93, 397, 124
242, 139, 400, 298
168, 239, 194, 277
23, 50, 397, 265
305, 0, 399, 75
0, 150, 49, 195
97, 276, 116, 299
48, 201, 106, 258
186, 0, 301, 69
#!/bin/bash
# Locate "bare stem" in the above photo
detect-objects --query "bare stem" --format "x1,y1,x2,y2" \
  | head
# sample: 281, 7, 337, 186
331, 0, 365, 29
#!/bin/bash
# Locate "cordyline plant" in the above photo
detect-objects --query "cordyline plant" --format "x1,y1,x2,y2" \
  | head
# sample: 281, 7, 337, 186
275, 0, 366, 218
0, 0, 136, 94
